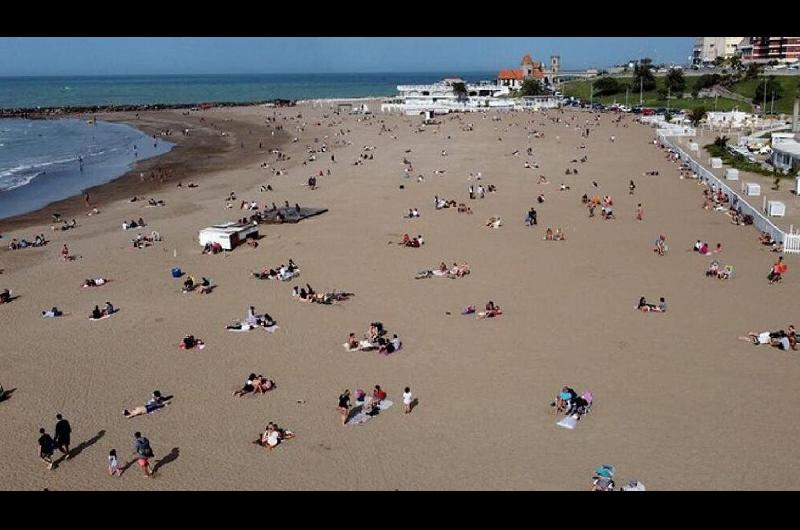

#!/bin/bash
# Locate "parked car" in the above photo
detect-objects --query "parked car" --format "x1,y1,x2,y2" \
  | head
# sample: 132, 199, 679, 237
641, 108, 655, 116
631, 107, 642, 114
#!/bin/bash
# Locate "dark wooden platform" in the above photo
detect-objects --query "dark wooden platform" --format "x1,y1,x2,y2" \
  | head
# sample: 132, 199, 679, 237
258, 207, 328, 224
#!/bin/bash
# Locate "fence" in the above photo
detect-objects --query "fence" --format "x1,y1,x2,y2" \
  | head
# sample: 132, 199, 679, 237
657, 131, 798, 253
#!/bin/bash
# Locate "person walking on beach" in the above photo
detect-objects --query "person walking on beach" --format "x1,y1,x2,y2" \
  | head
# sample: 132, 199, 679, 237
629, 180, 636, 195
635, 204, 644, 221
38, 428, 56, 470
54, 414, 72, 459
403, 387, 414, 414
108, 449, 122, 476
133, 432, 154, 478
61, 244, 70, 262
338, 389, 351, 425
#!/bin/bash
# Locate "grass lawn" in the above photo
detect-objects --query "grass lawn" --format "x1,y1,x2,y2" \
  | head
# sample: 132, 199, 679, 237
733, 76, 799, 114
561, 78, 749, 112
563, 74, 799, 114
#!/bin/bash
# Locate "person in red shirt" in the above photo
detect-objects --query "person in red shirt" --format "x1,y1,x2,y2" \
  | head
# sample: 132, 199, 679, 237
373, 385, 387, 404
769, 257, 788, 284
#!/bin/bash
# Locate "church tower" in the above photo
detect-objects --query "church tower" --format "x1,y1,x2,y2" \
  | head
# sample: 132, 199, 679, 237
550, 55, 560, 74
521, 54, 535, 79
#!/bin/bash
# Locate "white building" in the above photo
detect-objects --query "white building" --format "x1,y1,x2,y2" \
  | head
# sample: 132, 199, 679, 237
692, 37, 744, 64
705, 110, 757, 129
198, 222, 259, 251
380, 78, 561, 115
771, 133, 800, 171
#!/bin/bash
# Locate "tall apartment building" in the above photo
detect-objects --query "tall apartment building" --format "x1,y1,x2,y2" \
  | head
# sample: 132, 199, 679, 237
738, 37, 800, 62
692, 37, 744, 64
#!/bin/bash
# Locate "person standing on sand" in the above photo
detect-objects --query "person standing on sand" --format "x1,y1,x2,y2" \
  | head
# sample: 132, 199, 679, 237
38, 428, 56, 470
403, 387, 413, 414
629, 180, 636, 195
338, 390, 351, 425
54, 414, 72, 459
635, 204, 644, 221
133, 431, 154, 478
61, 244, 70, 262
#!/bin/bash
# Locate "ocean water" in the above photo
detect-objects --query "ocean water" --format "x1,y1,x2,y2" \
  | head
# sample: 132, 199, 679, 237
0, 119, 172, 220
0, 73, 494, 220
0, 72, 497, 110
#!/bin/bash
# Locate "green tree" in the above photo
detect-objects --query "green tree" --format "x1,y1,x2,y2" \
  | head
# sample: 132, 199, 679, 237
520, 79, 543, 96
729, 56, 742, 70
753, 76, 783, 105
632, 58, 656, 92
666, 68, 686, 93
689, 107, 707, 127
713, 56, 726, 67
452, 82, 467, 101
592, 77, 619, 96
744, 62, 762, 80
713, 135, 730, 148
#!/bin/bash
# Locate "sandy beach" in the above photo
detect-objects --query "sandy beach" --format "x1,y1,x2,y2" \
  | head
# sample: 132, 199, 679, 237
1, 101, 799, 490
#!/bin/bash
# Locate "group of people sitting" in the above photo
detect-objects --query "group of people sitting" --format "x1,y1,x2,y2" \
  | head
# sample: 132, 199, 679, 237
485, 217, 503, 229
182, 275, 212, 294
51, 219, 78, 231
253, 260, 300, 281
292, 284, 354, 305
693, 240, 720, 255
255, 422, 295, 450
462, 301, 503, 319
758, 231, 783, 252
179, 335, 204, 349
564, 168, 579, 175
7, 235, 47, 250
82, 277, 108, 288
706, 260, 734, 280
637, 297, 667, 313
226, 306, 277, 331
551, 386, 593, 420
233, 373, 275, 397
404, 208, 420, 218
123, 390, 170, 418
345, 322, 402, 354
544, 228, 566, 241
415, 262, 470, 280
434, 196, 458, 210
131, 231, 161, 249
399, 234, 424, 247
739, 325, 797, 350
90, 302, 115, 320
122, 218, 146, 230
202, 242, 223, 255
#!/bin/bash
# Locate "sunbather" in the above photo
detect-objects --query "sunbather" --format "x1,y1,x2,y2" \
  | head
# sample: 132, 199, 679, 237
123, 391, 168, 418
0, 289, 11, 304
477, 301, 502, 319
42, 307, 63, 318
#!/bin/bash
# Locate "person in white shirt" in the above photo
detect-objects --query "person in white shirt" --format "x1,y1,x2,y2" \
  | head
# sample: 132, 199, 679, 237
403, 387, 413, 414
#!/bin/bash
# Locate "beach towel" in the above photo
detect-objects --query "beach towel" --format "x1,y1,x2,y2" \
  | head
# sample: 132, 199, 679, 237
179, 342, 206, 350
346, 412, 372, 425
89, 312, 115, 321
377, 399, 394, 411
557, 415, 578, 430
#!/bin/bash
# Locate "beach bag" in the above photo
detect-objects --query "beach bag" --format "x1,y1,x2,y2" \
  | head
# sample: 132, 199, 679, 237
171, 267, 182, 278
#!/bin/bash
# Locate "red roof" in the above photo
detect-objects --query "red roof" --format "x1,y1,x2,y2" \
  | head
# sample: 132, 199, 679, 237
521, 54, 535, 66
498, 69, 524, 80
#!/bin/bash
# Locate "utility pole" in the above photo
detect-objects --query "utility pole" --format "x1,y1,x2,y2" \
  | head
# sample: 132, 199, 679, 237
762, 75, 768, 117
590, 83, 593, 108
714, 93, 718, 112
640, 76, 643, 106
770, 90, 775, 115
625, 87, 629, 107
667, 85, 671, 115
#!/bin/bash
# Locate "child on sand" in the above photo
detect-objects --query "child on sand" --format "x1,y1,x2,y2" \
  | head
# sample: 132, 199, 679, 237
108, 449, 122, 476
38, 428, 55, 470
403, 387, 413, 414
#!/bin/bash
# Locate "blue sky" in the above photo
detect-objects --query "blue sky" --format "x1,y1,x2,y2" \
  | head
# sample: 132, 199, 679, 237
0, 37, 694, 76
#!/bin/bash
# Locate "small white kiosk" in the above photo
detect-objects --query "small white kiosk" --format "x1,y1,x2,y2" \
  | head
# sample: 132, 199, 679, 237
199, 222, 259, 251
767, 201, 786, 217
743, 182, 761, 196
725, 168, 739, 180
710, 157, 723, 169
